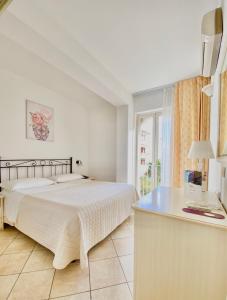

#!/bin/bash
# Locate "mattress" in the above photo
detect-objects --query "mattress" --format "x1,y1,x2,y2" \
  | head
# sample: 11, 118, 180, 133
3, 179, 136, 269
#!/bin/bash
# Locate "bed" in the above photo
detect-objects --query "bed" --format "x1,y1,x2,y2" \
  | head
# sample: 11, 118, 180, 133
0, 158, 136, 269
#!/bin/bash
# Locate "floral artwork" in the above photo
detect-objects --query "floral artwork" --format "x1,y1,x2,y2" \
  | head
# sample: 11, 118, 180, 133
26, 100, 54, 141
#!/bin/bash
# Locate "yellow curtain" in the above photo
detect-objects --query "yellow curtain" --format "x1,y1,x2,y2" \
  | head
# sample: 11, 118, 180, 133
172, 76, 211, 187
219, 71, 227, 156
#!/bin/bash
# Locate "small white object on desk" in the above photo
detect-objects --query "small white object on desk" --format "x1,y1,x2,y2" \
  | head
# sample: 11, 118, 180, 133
184, 182, 202, 201
184, 184, 222, 210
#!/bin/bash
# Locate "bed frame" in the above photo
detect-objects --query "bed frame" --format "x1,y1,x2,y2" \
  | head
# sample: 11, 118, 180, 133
0, 157, 73, 192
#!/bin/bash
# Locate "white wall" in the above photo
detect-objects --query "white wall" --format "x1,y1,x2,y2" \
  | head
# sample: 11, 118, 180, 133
0, 8, 132, 107
0, 69, 118, 181
127, 101, 136, 185
116, 105, 128, 182
0, 69, 89, 174
88, 102, 117, 181
133, 88, 164, 114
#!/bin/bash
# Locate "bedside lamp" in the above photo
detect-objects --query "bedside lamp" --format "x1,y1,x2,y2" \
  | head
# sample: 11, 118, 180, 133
188, 140, 214, 191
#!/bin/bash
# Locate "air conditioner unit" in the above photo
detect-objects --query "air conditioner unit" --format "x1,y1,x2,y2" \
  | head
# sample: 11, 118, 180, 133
201, 7, 223, 77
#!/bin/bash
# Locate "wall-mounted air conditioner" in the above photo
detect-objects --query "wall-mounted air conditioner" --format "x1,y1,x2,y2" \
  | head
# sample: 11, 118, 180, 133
201, 7, 223, 77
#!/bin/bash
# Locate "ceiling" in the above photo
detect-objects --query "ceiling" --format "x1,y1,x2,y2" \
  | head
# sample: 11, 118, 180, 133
0, 0, 218, 105
0, 34, 106, 109
33, 0, 217, 92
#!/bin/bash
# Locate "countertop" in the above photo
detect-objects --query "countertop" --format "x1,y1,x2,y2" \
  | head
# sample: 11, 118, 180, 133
133, 186, 227, 230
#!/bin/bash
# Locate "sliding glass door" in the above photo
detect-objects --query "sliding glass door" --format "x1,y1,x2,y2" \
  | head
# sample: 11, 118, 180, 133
136, 111, 163, 196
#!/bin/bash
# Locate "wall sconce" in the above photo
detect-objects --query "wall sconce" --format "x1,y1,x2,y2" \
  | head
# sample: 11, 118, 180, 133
76, 160, 83, 166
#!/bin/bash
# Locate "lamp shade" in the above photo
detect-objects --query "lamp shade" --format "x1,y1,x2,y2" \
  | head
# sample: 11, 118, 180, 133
188, 140, 214, 159
223, 141, 227, 155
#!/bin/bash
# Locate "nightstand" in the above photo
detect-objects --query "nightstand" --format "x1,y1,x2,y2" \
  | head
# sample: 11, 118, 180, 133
0, 194, 4, 230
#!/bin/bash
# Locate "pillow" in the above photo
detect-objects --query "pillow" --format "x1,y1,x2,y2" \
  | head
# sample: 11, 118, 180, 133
52, 173, 83, 183
1, 178, 55, 192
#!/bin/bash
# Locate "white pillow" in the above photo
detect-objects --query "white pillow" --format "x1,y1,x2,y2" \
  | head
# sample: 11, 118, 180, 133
52, 173, 83, 183
1, 178, 55, 192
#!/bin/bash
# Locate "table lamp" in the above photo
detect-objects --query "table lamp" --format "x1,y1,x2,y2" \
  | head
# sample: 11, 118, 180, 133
188, 140, 214, 191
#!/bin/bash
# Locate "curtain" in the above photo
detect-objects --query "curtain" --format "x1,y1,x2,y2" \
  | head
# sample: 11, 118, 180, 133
161, 86, 173, 186
219, 71, 227, 155
172, 76, 211, 187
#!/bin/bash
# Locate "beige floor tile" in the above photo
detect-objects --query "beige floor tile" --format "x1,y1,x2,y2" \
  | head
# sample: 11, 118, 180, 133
8, 269, 55, 300
111, 223, 132, 240
0, 238, 13, 254
126, 214, 134, 226
33, 243, 48, 251
0, 252, 30, 275
89, 240, 117, 261
113, 238, 134, 256
51, 292, 90, 299
4, 236, 36, 254
119, 255, 133, 282
23, 249, 54, 272
90, 257, 126, 290
0, 274, 19, 299
105, 234, 112, 240
128, 282, 133, 295
50, 262, 90, 298
91, 283, 132, 300
15, 231, 28, 239
0, 227, 19, 239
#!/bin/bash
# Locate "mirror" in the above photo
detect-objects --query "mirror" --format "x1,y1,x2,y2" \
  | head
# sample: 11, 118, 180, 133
219, 69, 227, 156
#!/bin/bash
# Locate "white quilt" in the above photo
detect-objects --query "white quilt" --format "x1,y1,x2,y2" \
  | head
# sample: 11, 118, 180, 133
14, 180, 136, 269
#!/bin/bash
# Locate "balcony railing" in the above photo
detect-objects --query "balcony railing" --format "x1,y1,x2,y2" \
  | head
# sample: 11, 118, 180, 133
139, 161, 161, 196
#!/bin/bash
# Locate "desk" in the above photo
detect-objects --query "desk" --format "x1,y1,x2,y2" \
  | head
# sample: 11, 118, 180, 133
133, 187, 227, 300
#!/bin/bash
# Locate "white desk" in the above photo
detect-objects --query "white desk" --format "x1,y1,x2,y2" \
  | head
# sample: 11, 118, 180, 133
133, 187, 227, 300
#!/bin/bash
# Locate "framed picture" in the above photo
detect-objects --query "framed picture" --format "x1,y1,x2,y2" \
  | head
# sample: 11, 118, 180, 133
26, 100, 54, 142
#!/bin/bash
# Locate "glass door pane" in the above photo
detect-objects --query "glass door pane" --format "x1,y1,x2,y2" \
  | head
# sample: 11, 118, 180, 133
156, 113, 163, 187
136, 111, 163, 196
137, 115, 154, 196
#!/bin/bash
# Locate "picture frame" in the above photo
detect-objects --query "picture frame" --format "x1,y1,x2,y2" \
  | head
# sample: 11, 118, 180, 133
26, 100, 54, 142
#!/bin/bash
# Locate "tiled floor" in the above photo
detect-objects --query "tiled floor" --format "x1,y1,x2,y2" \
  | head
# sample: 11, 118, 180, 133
0, 216, 134, 300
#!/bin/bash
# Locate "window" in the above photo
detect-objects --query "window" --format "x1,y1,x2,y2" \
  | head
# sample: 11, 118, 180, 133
137, 111, 163, 196
141, 158, 145, 165
141, 147, 145, 153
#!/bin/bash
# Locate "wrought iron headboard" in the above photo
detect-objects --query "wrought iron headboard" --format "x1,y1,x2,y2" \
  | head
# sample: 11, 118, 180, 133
0, 157, 73, 191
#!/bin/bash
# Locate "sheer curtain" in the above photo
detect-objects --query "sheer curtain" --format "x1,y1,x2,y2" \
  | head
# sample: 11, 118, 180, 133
161, 86, 173, 186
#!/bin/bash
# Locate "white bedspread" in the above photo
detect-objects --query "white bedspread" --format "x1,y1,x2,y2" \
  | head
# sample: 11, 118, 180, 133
12, 180, 136, 269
